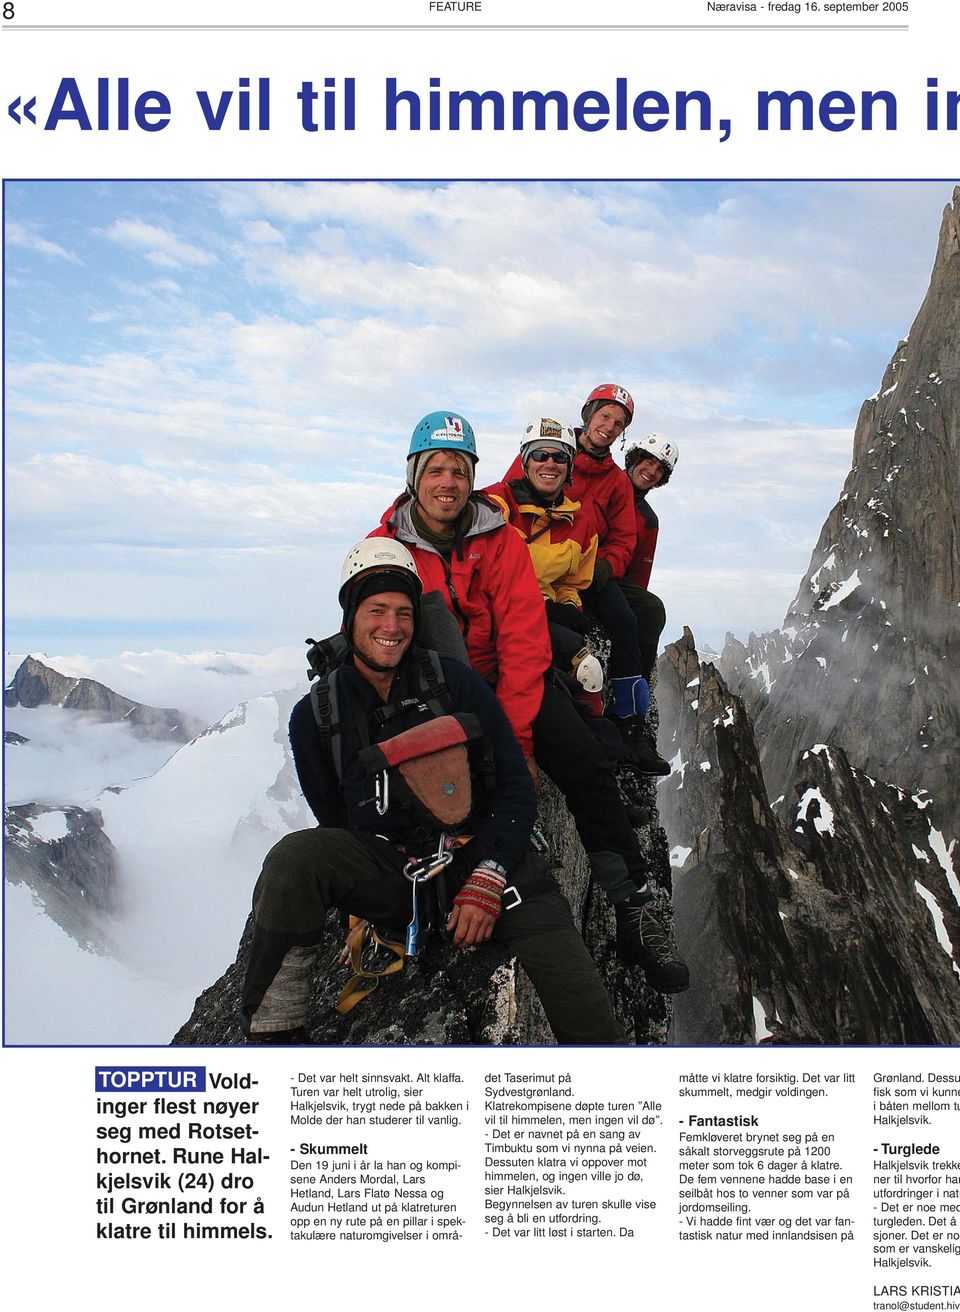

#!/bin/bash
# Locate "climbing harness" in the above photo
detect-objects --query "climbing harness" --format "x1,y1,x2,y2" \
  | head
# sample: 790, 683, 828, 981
303, 633, 502, 1012
333, 832, 467, 1014
402, 831, 454, 957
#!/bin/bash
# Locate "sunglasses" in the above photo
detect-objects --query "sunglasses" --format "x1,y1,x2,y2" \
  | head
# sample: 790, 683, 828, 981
527, 448, 572, 465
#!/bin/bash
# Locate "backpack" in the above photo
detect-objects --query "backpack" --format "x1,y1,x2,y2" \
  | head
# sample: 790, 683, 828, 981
303, 634, 494, 1004
304, 635, 493, 832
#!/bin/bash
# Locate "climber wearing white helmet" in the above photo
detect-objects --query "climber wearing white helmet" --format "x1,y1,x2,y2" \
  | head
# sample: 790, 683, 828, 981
241, 536, 631, 1046
484, 417, 605, 710
621, 433, 680, 679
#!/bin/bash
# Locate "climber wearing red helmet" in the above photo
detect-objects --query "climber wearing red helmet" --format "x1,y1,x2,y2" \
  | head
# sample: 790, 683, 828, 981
504, 384, 668, 775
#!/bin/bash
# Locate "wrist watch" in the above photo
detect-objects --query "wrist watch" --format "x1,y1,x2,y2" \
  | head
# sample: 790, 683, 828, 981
476, 858, 507, 878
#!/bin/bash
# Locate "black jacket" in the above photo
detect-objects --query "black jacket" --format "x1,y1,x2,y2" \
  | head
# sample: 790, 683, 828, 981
288, 650, 537, 873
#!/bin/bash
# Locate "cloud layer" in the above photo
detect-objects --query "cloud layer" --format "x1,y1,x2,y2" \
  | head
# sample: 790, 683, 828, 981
5, 179, 950, 654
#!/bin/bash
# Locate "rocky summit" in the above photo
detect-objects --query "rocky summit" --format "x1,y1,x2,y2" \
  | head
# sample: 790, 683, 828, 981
4, 655, 205, 744
173, 770, 676, 1049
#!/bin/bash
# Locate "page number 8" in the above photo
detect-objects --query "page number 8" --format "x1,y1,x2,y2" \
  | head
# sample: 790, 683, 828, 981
3, 3, 14, 17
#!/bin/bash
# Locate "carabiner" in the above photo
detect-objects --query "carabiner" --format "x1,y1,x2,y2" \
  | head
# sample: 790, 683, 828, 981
374, 771, 389, 816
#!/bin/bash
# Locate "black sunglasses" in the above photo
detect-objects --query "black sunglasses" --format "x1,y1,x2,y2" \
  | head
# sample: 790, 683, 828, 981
527, 448, 572, 465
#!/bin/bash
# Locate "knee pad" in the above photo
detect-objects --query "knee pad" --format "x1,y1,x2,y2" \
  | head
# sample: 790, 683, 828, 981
611, 675, 649, 718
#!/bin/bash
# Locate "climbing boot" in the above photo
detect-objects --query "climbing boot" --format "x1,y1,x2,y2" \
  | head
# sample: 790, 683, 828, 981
246, 1026, 311, 1045
621, 718, 670, 776
623, 800, 652, 827
614, 901, 690, 992
243, 943, 319, 1040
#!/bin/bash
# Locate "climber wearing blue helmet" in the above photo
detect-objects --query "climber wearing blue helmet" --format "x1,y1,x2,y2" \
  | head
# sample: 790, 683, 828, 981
400, 412, 480, 544
407, 411, 478, 460
371, 410, 690, 994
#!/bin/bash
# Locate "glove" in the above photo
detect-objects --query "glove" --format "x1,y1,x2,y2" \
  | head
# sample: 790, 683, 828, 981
452, 865, 507, 921
545, 600, 590, 635
591, 558, 613, 590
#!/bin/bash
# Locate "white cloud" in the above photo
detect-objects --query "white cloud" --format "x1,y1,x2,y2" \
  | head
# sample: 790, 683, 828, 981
102, 219, 216, 267
5, 647, 307, 727
6, 221, 80, 262
5, 179, 952, 656
239, 219, 285, 244
7, 452, 400, 547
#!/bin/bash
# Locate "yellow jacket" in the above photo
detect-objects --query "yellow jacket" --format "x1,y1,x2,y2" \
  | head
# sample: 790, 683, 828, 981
484, 479, 598, 607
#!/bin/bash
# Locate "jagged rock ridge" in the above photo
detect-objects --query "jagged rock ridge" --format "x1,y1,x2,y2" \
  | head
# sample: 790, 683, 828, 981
4, 804, 120, 952
5, 655, 205, 743
721, 186, 960, 840
659, 629, 960, 1045
173, 767, 677, 1048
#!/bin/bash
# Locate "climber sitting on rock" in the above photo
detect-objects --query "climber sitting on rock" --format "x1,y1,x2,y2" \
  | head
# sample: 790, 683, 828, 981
506, 388, 671, 771
484, 417, 606, 715
621, 433, 680, 682
503, 384, 670, 776
371, 410, 688, 991
241, 538, 630, 1046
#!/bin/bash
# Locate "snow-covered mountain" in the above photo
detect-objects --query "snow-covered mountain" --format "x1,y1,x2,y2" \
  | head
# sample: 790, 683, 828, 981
3, 654, 314, 1045
5, 655, 206, 743
658, 632, 960, 1045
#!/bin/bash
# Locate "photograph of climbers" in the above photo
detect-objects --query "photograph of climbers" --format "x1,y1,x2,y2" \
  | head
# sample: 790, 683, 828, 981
4, 178, 958, 1046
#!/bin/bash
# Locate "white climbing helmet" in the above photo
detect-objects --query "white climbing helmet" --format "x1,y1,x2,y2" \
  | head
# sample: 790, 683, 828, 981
625, 432, 679, 484
338, 539, 422, 608
519, 417, 577, 465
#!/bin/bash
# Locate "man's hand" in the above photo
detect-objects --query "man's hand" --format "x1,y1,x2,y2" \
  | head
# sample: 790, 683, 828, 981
447, 864, 506, 947
591, 558, 613, 590
447, 901, 497, 947
545, 599, 590, 635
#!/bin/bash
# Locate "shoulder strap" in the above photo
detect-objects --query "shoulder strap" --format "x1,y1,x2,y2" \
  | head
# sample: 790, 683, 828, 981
305, 631, 352, 781
309, 668, 346, 782
369, 647, 452, 734
418, 648, 452, 718
309, 647, 453, 783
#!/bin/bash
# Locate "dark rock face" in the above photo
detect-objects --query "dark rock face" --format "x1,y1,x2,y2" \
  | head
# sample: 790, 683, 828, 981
5, 731, 29, 745
173, 771, 676, 1048
4, 804, 119, 951
659, 631, 960, 1046
650, 191, 960, 1047
4, 655, 205, 743
720, 188, 960, 841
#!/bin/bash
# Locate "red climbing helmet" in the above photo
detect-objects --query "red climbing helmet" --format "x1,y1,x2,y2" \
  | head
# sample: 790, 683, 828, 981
581, 384, 635, 427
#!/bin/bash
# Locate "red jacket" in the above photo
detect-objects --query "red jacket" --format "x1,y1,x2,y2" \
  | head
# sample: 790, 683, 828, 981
371, 494, 550, 756
626, 493, 660, 590
504, 443, 636, 578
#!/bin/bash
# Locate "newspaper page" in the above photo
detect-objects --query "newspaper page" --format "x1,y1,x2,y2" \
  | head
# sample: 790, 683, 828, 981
2, 2, 959, 1309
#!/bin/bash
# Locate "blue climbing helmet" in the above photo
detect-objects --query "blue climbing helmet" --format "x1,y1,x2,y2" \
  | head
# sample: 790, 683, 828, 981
406, 412, 478, 496
408, 412, 478, 461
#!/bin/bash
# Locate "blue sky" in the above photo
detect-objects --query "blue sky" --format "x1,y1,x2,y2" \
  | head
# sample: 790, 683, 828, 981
3, 178, 952, 658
